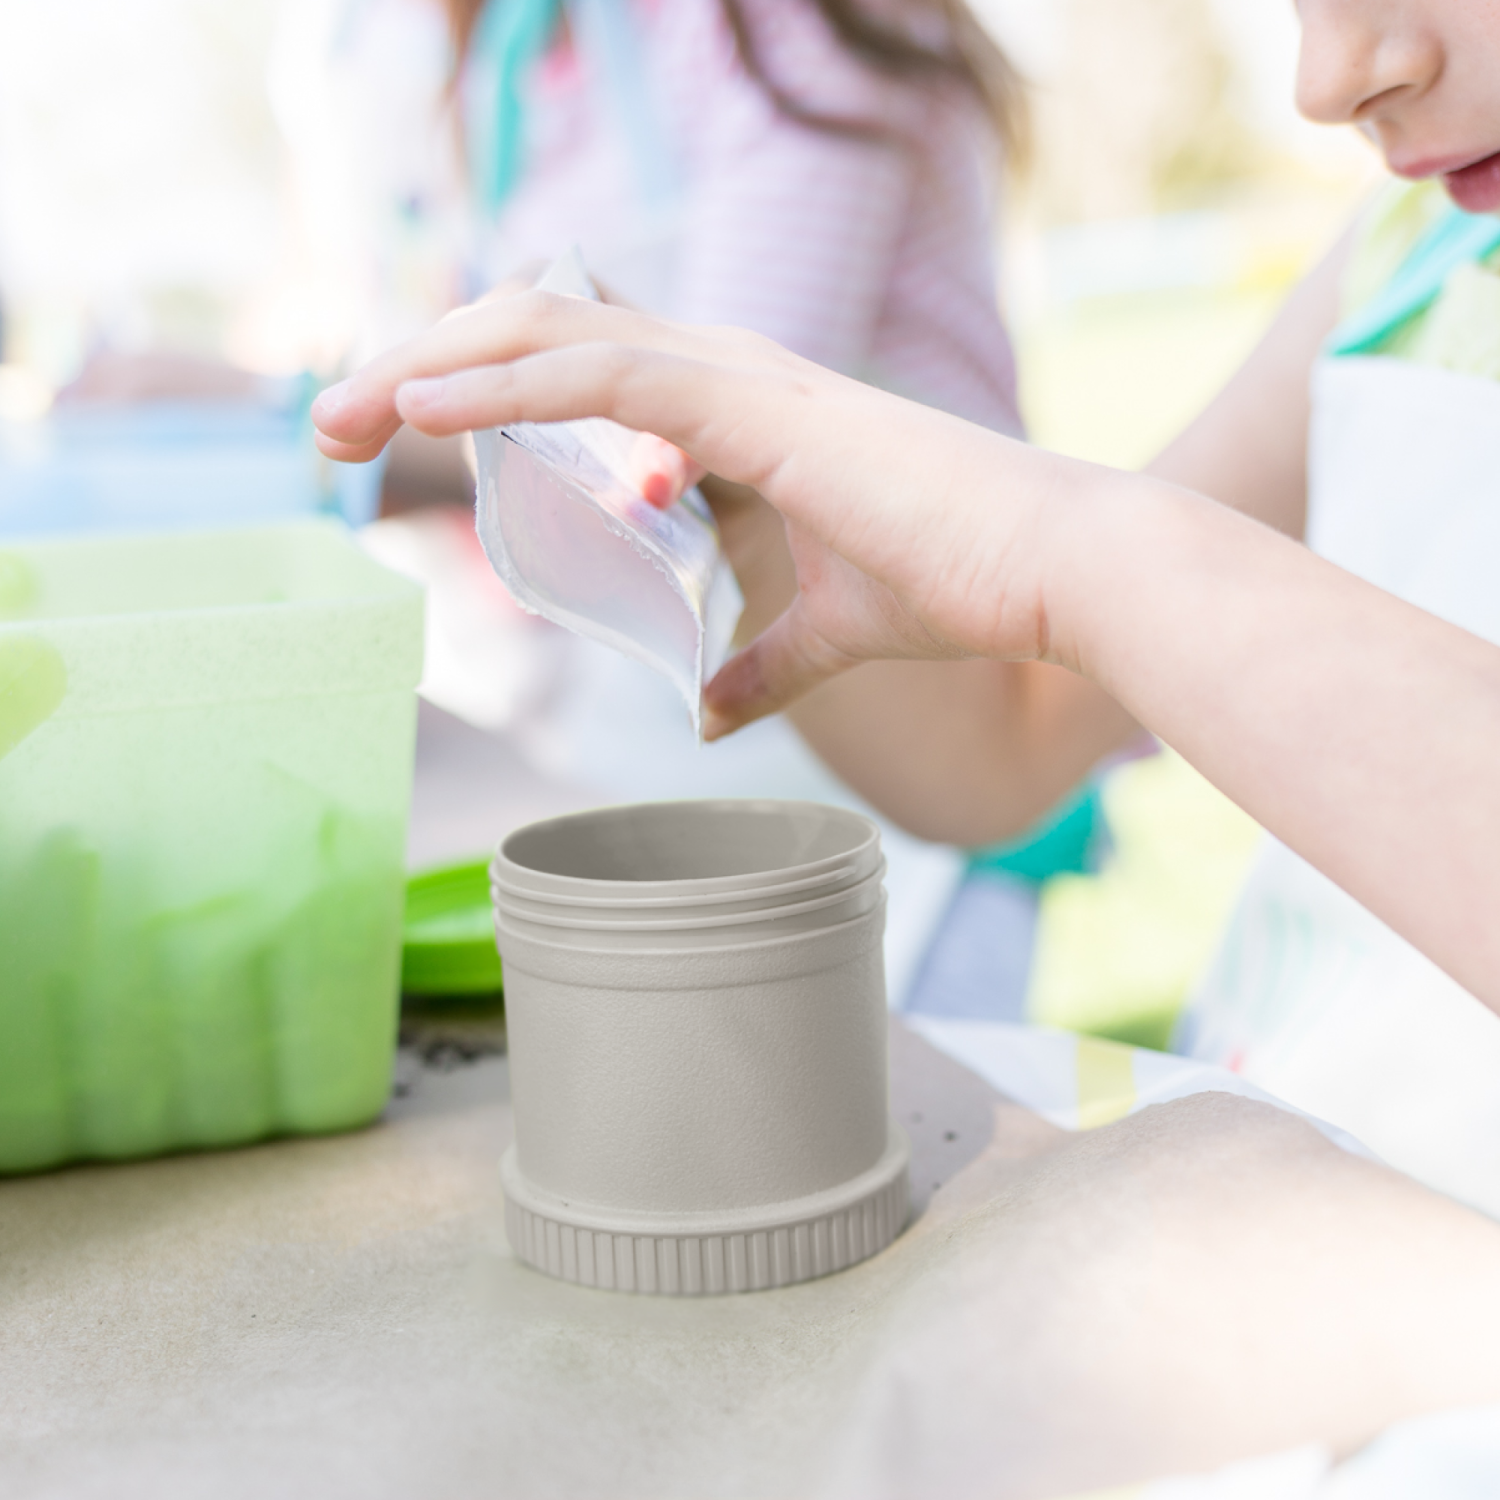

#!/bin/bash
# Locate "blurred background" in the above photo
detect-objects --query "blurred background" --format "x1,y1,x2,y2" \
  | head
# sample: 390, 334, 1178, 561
0, 0, 1379, 449
0, 0, 1385, 1046
996, 0, 1378, 464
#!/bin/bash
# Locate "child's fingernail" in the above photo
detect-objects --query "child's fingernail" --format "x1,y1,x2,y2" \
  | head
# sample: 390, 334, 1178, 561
312, 379, 350, 421
639, 470, 680, 508
399, 376, 447, 409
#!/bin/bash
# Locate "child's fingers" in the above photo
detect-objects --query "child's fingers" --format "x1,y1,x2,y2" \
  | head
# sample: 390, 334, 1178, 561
702, 601, 860, 738
313, 291, 740, 454
313, 418, 404, 465
391, 346, 697, 438
397, 365, 708, 510
390, 344, 772, 492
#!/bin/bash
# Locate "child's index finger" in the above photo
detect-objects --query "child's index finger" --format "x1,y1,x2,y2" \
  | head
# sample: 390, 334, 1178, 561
313, 292, 709, 454
310, 378, 404, 458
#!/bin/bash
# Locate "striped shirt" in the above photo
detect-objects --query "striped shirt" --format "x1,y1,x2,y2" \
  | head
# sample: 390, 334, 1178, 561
488, 0, 1023, 433
278, 0, 1022, 434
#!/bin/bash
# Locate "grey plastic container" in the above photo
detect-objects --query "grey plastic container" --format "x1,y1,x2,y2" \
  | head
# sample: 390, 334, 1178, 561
491, 799, 909, 1295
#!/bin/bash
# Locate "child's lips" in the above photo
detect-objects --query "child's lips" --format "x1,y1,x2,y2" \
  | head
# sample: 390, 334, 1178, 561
1443, 151, 1500, 213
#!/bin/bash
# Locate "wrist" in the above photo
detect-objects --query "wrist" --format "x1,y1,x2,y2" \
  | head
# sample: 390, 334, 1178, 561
1035, 466, 1197, 682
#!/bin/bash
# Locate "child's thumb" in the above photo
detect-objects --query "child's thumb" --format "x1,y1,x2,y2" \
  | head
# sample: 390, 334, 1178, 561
702, 601, 858, 739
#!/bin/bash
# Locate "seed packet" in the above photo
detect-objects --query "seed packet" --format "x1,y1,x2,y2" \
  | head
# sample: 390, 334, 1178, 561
472, 251, 742, 737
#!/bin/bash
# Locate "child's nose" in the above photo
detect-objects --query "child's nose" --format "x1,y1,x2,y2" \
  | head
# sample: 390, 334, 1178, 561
1294, 0, 1442, 128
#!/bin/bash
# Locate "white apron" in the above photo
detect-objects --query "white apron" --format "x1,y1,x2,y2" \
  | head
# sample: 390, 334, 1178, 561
1180, 354, 1500, 1217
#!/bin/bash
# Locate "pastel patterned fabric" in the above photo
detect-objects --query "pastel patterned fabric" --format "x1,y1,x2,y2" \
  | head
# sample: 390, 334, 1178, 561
1177, 182, 1500, 1219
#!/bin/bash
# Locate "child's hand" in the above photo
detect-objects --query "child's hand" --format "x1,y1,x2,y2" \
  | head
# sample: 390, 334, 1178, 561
312, 291, 1073, 738
485, 272, 706, 511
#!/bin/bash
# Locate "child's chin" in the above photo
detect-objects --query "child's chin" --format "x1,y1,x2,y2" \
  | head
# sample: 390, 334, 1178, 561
1443, 152, 1500, 213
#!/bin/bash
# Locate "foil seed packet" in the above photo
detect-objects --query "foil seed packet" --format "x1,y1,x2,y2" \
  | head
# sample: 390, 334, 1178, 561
472, 251, 743, 737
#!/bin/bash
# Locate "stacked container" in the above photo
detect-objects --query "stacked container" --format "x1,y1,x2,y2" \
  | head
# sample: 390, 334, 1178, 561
0, 520, 422, 1172
492, 800, 909, 1295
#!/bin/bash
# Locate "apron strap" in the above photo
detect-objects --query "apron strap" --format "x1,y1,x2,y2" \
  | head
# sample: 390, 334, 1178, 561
1327, 207, 1500, 357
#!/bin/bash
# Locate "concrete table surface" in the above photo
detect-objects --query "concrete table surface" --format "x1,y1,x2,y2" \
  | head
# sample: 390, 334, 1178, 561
7, 704, 1500, 1500
0, 1012, 1007, 1498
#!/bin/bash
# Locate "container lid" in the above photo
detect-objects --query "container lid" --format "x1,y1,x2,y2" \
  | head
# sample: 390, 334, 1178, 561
402, 859, 504, 996
492, 800, 885, 952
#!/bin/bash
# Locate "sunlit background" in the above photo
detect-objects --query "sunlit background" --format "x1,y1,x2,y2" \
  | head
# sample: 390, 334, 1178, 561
997, 0, 1378, 464
0, 0, 1379, 449
0, 0, 1394, 1049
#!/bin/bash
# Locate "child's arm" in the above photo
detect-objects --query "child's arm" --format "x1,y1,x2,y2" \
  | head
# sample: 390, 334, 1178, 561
314, 288, 1500, 1014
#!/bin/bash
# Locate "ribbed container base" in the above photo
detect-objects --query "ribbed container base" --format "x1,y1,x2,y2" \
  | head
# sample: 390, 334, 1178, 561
502, 1130, 909, 1295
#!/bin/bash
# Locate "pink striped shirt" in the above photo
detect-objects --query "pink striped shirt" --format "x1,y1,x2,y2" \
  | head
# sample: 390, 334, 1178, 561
283, 0, 1020, 435
482, 0, 1023, 435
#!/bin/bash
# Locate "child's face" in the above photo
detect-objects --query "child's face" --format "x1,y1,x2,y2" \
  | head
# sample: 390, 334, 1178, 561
1297, 0, 1500, 212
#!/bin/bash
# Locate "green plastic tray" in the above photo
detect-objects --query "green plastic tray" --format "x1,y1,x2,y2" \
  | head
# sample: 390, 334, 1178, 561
402, 859, 503, 997
0, 521, 423, 1174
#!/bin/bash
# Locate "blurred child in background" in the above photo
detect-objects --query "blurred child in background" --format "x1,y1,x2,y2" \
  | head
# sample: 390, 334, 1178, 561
278, 0, 1052, 995
279, 0, 1024, 422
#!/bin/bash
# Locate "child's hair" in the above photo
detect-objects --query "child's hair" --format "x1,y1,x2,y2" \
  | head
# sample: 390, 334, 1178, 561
444, 0, 1027, 159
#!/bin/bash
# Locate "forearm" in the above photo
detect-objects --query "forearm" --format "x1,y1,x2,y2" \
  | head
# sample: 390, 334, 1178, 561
1055, 476, 1500, 1011
720, 238, 1352, 831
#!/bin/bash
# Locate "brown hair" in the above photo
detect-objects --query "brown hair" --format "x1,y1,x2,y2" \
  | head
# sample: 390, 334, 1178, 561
444, 0, 1027, 160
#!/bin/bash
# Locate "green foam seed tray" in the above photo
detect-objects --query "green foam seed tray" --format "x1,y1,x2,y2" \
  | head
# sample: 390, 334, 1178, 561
402, 859, 503, 997
0, 521, 424, 1175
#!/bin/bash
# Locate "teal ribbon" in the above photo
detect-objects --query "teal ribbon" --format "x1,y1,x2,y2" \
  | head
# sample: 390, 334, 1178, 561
466, 0, 680, 220
1327, 206, 1500, 357
966, 782, 1104, 885
468, 0, 562, 217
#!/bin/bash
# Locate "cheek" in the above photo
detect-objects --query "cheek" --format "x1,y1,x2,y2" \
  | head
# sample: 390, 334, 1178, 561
1444, 3, 1500, 135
